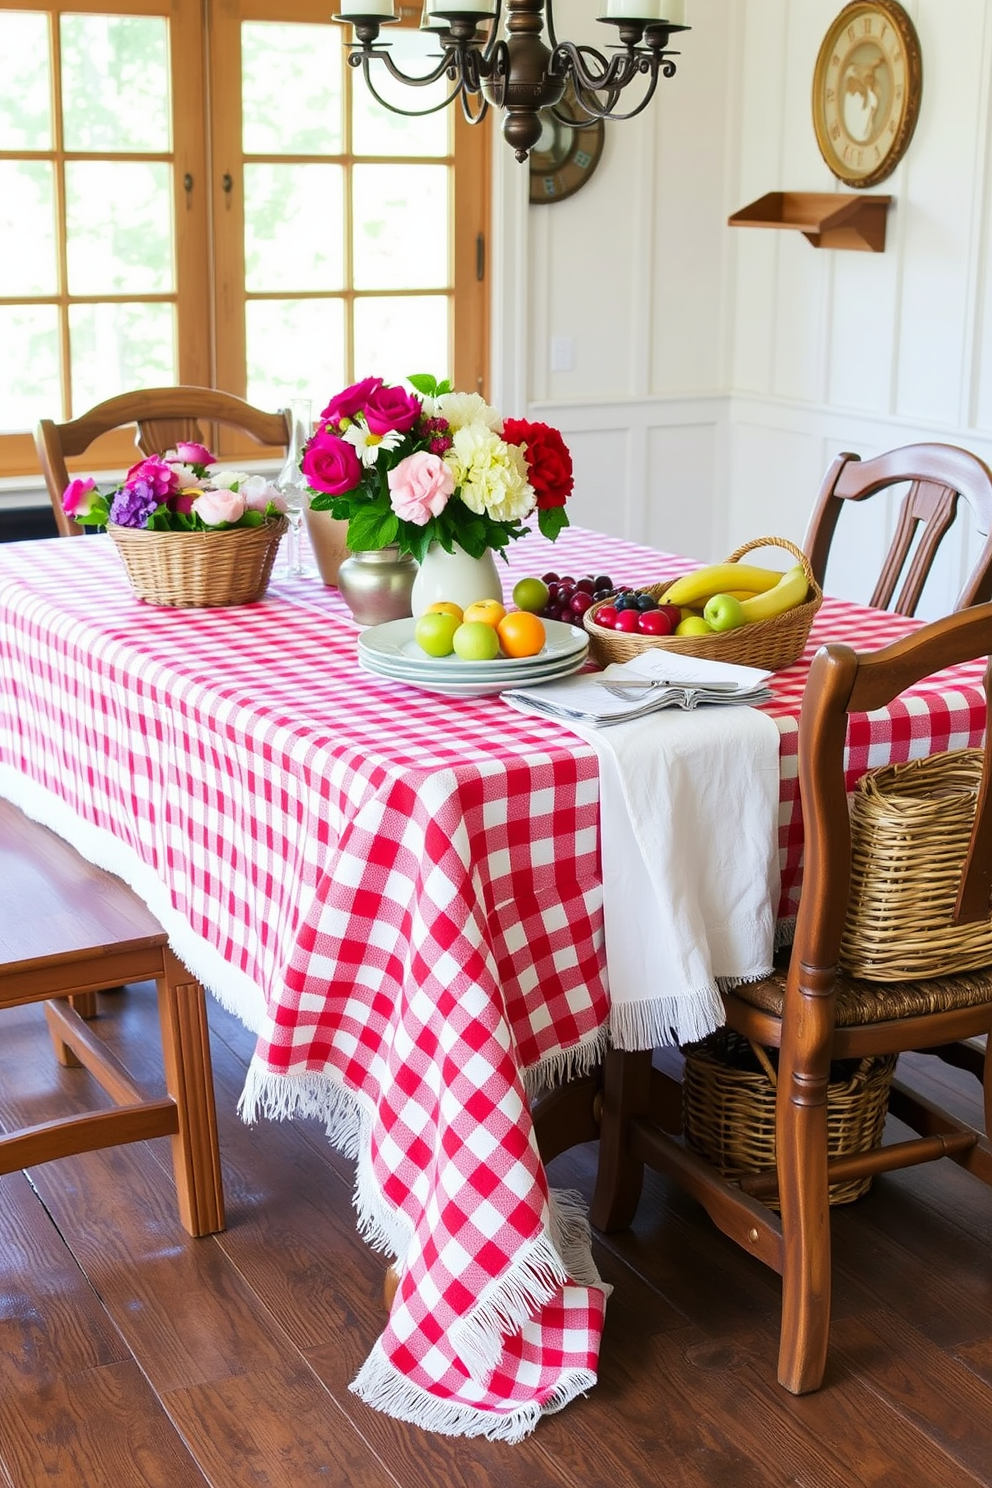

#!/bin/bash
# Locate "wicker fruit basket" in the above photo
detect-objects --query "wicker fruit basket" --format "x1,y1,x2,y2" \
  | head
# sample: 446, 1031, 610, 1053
839, 748, 992, 981
583, 536, 821, 671
682, 1029, 897, 1207
109, 517, 288, 607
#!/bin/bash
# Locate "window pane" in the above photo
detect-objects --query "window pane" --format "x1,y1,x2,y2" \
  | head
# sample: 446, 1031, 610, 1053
61, 15, 170, 152
65, 162, 174, 294
0, 306, 61, 431
351, 32, 450, 157
354, 296, 449, 384
69, 303, 176, 412
0, 13, 51, 149
242, 23, 343, 155
246, 299, 346, 415
353, 164, 448, 290
0, 162, 57, 295
244, 164, 344, 292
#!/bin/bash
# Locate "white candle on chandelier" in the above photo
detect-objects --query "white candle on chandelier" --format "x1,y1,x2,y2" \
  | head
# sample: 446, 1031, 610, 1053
427, 0, 492, 11
605, 0, 662, 19
338, 0, 395, 16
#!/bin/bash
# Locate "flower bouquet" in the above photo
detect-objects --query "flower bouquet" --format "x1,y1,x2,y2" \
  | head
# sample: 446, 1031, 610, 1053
301, 373, 574, 563
62, 442, 289, 608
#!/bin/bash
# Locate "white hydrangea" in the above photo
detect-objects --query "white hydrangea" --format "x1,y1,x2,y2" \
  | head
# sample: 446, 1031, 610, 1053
446, 424, 535, 522
208, 467, 249, 491
433, 391, 503, 434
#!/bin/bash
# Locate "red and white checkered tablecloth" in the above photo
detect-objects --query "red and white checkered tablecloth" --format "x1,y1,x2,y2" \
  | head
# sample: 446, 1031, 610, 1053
0, 526, 986, 1441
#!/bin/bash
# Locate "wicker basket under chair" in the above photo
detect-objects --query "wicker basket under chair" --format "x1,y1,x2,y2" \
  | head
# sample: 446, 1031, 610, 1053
682, 1029, 897, 1207
583, 536, 822, 672
108, 517, 288, 607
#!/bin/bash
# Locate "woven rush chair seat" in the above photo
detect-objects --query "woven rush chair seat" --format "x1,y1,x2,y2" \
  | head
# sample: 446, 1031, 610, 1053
732, 961, 992, 1026
591, 602, 992, 1397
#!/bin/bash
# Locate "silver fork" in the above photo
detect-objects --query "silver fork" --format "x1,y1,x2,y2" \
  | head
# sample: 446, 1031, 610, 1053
597, 679, 740, 699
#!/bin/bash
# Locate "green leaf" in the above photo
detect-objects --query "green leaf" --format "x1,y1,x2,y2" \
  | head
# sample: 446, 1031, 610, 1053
538, 507, 569, 543
347, 506, 399, 551
407, 373, 438, 398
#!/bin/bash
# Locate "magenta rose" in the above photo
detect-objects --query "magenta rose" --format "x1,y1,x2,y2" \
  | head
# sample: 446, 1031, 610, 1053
301, 430, 362, 495
192, 488, 246, 526
365, 383, 421, 436
320, 377, 382, 427
125, 456, 178, 501
62, 476, 98, 519
387, 450, 454, 525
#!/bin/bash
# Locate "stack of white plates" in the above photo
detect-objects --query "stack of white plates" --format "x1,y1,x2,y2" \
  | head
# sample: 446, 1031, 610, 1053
358, 617, 590, 698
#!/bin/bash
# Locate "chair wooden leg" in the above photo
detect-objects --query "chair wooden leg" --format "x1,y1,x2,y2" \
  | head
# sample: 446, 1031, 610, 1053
775, 1047, 832, 1394
591, 1047, 653, 1232
155, 950, 225, 1237
69, 990, 99, 1020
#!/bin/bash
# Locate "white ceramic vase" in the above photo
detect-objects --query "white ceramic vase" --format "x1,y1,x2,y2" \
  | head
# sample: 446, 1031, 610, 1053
410, 542, 504, 617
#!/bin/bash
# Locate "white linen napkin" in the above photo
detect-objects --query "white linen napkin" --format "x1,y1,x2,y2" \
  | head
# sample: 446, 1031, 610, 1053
505, 662, 782, 1049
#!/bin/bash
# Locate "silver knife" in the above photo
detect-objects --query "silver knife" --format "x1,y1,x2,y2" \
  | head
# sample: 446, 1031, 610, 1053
592, 677, 742, 692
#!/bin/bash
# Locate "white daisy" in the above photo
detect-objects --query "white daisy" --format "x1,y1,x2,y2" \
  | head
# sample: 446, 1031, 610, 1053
343, 421, 404, 468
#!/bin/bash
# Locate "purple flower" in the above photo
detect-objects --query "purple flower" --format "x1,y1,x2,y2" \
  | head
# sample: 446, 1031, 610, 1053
365, 384, 421, 436
320, 377, 383, 427
110, 479, 163, 528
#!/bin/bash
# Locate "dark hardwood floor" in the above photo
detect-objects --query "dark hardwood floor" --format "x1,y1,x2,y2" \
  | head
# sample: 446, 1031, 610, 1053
1, 984, 990, 1487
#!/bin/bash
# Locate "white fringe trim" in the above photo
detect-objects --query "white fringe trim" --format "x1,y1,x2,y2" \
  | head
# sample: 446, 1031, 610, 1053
609, 984, 725, 1052
350, 1338, 595, 1444
238, 1064, 413, 1259
547, 1188, 611, 1295
451, 1230, 570, 1382
521, 1025, 608, 1101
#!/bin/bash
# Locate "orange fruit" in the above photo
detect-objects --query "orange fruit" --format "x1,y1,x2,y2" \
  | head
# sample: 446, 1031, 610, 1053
497, 610, 546, 659
463, 598, 506, 628
424, 600, 464, 622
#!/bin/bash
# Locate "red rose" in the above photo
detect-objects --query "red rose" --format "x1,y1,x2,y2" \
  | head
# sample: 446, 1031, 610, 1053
502, 418, 574, 509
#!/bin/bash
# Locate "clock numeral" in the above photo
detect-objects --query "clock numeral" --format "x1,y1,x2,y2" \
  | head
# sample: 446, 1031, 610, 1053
861, 15, 872, 34
574, 150, 592, 169
826, 87, 835, 103
830, 121, 841, 141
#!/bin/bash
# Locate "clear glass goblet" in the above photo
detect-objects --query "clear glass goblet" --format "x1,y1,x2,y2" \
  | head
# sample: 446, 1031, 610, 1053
277, 396, 317, 578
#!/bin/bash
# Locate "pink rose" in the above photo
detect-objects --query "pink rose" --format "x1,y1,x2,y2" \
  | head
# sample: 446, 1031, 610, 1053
192, 488, 246, 526
320, 377, 382, 426
301, 430, 362, 495
171, 441, 214, 467
365, 383, 421, 436
62, 476, 97, 518
387, 450, 454, 525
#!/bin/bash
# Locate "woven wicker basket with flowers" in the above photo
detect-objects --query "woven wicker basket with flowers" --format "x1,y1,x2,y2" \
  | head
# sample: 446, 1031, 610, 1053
61, 441, 288, 607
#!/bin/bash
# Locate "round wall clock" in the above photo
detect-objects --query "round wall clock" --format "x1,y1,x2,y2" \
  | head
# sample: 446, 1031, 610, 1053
528, 92, 605, 205
812, 0, 923, 189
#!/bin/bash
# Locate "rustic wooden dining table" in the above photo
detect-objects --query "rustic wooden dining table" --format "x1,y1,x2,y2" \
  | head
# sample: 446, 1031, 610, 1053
0, 522, 986, 1442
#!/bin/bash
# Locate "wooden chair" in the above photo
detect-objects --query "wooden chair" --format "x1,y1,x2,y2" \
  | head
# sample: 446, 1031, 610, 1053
802, 443, 992, 616
0, 798, 225, 1238
591, 602, 992, 1394
35, 387, 292, 537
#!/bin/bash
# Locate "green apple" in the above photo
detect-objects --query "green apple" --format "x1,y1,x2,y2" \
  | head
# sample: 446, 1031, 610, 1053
512, 576, 550, 613
414, 610, 460, 657
702, 593, 745, 632
452, 619, 500, 661
675, 615, 713, 637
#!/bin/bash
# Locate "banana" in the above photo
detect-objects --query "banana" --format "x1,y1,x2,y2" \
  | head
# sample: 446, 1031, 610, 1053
737, 564, 810, 623
662, 562, 785, 607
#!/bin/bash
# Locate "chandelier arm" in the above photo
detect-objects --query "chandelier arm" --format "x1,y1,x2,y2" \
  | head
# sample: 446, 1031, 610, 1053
570, 65, 662, 122
544, 0, 560, 51
350, 52, 474, 116
348, 42, 459, 90
460, 89, 491, 124
551, 40, 642, 97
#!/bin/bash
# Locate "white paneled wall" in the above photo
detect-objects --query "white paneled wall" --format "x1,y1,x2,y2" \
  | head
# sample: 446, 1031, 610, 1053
497, 0, 992, 619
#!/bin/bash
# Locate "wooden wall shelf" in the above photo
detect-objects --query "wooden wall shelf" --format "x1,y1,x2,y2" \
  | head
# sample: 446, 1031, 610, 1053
728, 192, 892, 252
